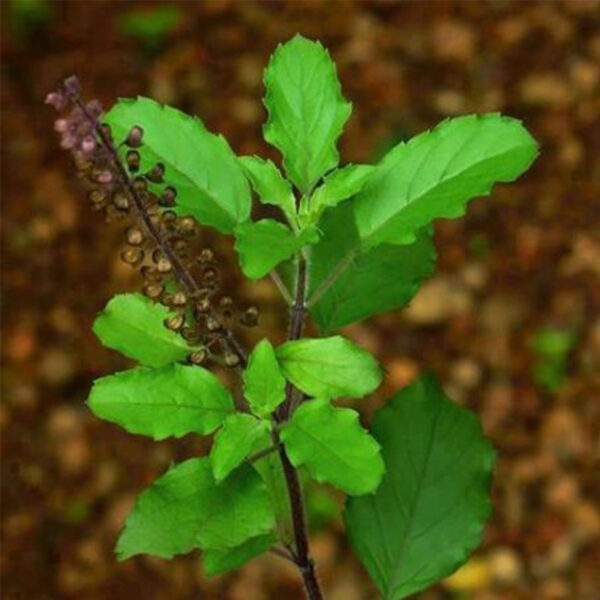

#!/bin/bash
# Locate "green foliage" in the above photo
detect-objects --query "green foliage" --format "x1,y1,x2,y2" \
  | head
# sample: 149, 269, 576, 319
307, 202, 436, 332
239, 156, 297, 225
105, 97, 251, 233
353, 114, 538, 249
210, 414, 270, 482
93, 293, 198, 367
276, 336, 383, 399
88, 364, 234, 440
263, 34, 352, 193
117, 458, 275, 560
243, 339, 287, 417
118, 6, 181, 52
281, 399, 384, 495
531, 327, 576, 392
79, 33, 539, 599
203, 533, 275, 576
301, 164, 375, 226
344, 375, 495, 599
235, 219, 319, 279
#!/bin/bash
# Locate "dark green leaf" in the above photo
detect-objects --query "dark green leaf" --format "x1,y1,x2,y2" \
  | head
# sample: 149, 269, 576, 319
344, 374, 496, 599
281, 399, 384, 495
276, 336, 383, 399
353, 114, 538, 249
105, 97, 251, 233
263, 35, 352, 193
93, 293, 196, 367
235, 219, 319, 279
117, 458, 275, 559
88, 364, 234, 440
203, 534, 275, 577
243, 339, 287, 418
308, 202, 436, 332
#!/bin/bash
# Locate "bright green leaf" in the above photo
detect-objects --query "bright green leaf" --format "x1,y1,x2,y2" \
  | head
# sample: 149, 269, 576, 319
235, 219, 319, 279
344, 374, 496, 600
117, 458, 275, 559
88, 364, 234, 440
243, 339, 287, 417
105, 97, 251, 233
276, 336, 383, 399
263, 34, 352, 193
308, 202, 436, 332
304, 164, 375, 224
92, 293, 196, 367
239, 155, 297, 223
203, 533, 275, 577
210, 414, 270, 482
281, 399, 384, 495
353, 114, 538, 249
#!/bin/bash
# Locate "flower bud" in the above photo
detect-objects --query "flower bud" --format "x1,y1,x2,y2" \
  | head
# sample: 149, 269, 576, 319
143, 283, 164, 300
178, 217, 196, 236
63, 75, 81, 96
198, 248, 215, 264
146, 163, 165, 183
189, 350, 208, 365
206, 315, 221, 332
126, 126, 144, 148
159, 187, 177, 207
125, 227, 144, 246
224, 352, 240, 368
240, 306, 259, 327
164, 314, 185, 331
113, 193, 129, 210
172, 292, 187, 307
126, 150, 140, 172
156, 257, 172, 274
121, 248, 143, 265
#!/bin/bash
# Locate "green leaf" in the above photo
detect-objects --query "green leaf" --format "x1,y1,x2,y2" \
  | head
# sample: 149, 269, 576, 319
92, 293, 196, 367
117, 458, 275, 559
243, 339, 287, 418
210, 414, 270, 482
353, 114, 538, 249
263, 34, 352, 193
88, 364, 234, 440
203, 533, 275, 577
235, 219, 319, 279
251, 433, 294, 545
344, 374, 496, 600
105, 97, 251, 233
303, 164, 375, 224
281, 399, 384, 495
239, 155, 297, 223
276, 336, 383, 399
308, 202, 436, 332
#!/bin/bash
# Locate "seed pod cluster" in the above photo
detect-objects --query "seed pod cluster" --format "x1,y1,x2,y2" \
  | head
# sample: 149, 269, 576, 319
48, 76, 247, 371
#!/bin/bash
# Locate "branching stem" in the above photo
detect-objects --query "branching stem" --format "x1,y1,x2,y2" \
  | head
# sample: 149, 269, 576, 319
273, 255, 325, 600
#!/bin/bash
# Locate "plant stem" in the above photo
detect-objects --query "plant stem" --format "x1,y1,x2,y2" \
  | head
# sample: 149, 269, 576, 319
274, 255, 325, 600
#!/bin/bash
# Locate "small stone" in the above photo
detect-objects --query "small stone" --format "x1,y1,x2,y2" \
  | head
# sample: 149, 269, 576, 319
488, 547, 523, 585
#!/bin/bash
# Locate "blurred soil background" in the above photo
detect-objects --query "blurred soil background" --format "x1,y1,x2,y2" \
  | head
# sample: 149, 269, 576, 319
1, 1, 599, 599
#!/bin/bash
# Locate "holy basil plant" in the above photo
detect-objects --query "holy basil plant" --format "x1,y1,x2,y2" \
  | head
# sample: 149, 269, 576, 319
47, 34, 538, 600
